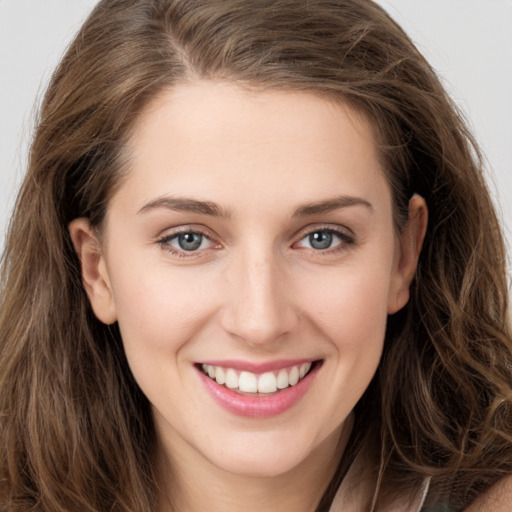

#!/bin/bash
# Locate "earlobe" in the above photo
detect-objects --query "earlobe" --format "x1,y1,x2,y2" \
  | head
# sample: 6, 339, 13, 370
387, 194, 428, 314
68, 218, 117, 324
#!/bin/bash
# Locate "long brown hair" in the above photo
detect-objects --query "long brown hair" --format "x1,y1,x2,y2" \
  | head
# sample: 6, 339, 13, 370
1, 1, 511, 510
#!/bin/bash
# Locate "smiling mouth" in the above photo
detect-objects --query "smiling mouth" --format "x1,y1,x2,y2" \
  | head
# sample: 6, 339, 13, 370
199, 361, 319, 395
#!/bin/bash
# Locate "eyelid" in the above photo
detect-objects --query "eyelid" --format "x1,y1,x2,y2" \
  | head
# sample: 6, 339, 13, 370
154, 223, 355, 258
292, 224, 356, 251
155, 224, 222, 257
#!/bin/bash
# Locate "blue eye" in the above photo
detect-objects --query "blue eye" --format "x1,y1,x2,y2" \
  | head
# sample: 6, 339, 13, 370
158, 230, 216, 254
308, 231, 335, 250
175, 232, 204, 251
297, 229, 353, 251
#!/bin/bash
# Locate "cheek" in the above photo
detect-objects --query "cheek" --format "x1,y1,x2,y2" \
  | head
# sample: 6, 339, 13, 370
286, 263, 391, 436
106, 262, 220, 416
107, 255, 219, 357
299, 261, 392, 347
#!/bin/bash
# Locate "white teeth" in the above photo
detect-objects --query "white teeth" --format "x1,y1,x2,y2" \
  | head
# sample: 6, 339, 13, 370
299, 362, 311, 379
225, 368, 239, 389
202, 362, 314, 393
239, 371, 258, 393
276, 369, 289, 389
258, 372, 277, 393
215, 366, 226, 385
288, 366, 300, 386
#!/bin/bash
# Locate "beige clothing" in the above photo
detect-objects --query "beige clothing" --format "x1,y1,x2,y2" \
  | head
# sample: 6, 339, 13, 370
328, 450, 430, 512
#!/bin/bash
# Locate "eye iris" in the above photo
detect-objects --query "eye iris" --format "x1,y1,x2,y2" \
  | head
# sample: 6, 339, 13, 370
178, 232, 202, 251
309, 231, 333, 249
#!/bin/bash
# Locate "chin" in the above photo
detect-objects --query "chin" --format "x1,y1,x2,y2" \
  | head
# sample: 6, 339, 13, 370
211, 451, 309, 479
202, 427, 333, 479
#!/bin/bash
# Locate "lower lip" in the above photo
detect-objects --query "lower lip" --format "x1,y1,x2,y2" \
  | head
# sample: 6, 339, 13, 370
197, 363, 320, 418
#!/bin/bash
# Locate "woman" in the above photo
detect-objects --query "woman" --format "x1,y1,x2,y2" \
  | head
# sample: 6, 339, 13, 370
1, 1, 511, 510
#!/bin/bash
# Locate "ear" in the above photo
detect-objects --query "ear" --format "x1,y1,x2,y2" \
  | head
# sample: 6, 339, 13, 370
68, 218, 117, 324
387, 194, 428, 314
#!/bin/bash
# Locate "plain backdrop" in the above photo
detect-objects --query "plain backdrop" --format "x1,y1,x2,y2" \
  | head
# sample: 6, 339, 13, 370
1, 1, 511, 268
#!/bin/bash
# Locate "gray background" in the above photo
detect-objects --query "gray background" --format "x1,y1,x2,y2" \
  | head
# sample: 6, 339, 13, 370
1, 1, 511, 270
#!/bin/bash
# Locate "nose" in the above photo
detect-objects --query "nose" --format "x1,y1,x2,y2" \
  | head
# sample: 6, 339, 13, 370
220, 248, 298, 347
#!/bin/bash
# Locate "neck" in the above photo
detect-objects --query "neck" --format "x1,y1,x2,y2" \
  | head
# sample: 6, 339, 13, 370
157, 417, 353, 512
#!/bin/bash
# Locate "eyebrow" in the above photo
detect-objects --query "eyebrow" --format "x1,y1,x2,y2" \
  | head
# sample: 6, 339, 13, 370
292, 195, 373, 217
137, 197, 230, 217
137, 194, 373, 218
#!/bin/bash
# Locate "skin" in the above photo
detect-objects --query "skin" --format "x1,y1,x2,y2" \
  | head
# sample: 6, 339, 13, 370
465, 475, 512, 512
70, 81, 428, 512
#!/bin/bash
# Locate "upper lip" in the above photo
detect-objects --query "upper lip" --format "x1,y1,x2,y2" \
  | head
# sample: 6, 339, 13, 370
196, 358, 319, 374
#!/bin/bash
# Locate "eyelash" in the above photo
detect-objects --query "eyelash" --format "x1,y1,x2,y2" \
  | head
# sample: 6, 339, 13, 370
293, 225, 356, 254
156, 227, 219, 258
156, 225, 356, 258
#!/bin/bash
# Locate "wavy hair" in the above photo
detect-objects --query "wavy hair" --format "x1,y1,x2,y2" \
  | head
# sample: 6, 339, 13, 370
1, 0, 511, 510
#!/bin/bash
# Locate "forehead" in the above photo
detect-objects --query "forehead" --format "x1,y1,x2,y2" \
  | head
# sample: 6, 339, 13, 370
115, 81, 391, 216
132, 81, 377, 151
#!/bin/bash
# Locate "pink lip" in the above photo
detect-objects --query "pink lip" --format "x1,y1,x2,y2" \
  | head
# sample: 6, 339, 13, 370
198, 358, 315, 374
196, 361, 321, 418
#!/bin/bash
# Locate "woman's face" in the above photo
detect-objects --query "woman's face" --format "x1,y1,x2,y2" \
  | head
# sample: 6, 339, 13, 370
72, 82, 424, 479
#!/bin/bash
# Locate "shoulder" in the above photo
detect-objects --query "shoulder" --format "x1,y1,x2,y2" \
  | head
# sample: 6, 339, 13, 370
464, 474, 512, 511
